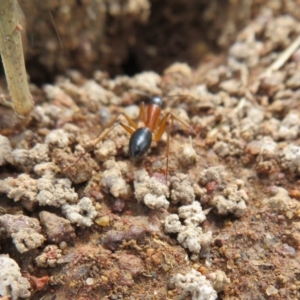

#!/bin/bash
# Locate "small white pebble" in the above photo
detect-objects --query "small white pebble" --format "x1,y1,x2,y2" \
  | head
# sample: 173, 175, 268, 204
124, 105, 140, 120
86, 277, 94, 285
59, 241, 68, 250
177, 143, 197, 166
266, 285, 278, 296
235, 179, 244, 189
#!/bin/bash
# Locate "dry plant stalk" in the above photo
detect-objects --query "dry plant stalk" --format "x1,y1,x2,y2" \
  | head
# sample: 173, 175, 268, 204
0, 0, 33, 116
261, 33, 300, 78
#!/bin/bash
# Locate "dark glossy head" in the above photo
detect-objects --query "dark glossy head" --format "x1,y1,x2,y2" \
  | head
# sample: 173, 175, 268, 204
129, 127, 152, 158
150, 96, 163, 107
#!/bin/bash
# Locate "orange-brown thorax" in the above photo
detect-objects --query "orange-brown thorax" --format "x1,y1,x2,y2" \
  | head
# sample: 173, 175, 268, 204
145, 104, 161, 132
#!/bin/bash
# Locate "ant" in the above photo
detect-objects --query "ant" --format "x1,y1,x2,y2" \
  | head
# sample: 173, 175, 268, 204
66, 95, 192, 182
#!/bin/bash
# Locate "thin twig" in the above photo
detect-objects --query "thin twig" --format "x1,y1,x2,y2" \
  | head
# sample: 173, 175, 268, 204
49, 10, 64, 49
260, 33, 300, 78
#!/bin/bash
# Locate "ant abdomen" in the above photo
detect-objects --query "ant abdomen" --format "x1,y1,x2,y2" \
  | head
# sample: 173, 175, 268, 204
129, 128, 152, 158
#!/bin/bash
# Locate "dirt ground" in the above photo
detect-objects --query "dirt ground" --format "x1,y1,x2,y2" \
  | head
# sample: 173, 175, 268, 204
1, 1, 300, 300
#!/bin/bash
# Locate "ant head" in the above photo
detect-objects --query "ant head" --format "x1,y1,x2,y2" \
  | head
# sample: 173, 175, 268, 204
150, 96, 163, 107
128, 90, 163, 107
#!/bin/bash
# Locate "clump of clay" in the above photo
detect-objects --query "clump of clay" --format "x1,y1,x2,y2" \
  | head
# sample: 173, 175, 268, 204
277, 112, 300, 140
164, 201, 210, 255
0, 214, 45, 253
0, 255, 31, 299
256, 137, 278, 160
35, 245, 63, 268
208, 270, 231, 293
229, 27, 263, 68
39, 211, 76, 243
110, 71, 161, 96
43, 85, 76, 108
178, 201, 206, 226
52, 147, 98, 184
164, 214, 183, 233
33, 162, 60, 177
62, 197, 97, 226
0, 135, 14, 166
198, 166, 226, 185
45, 123, 79, 149
12, 143, 49, 171
255, 137, 279, 175
82, 80, 114, 107
32, 104, 62, 127
177, 226, 212, 254
171, 269, 217, 300
263, 187, 300, 219
170, 173, 195, 205
0, 172, 78, 210
94, 139, 117, 162
211, 183, 248, 217
176, 143, 197, 166
134, 169, 169, 209
101, 160, 131, 199
36, 175, 78, 207
0, 174, 38, 211
280, 144, 300, 175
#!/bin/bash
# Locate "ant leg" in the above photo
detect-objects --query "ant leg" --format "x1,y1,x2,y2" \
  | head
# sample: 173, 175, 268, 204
153, 112, 190, 142
153, 113, 191, 182
166, 113, 191, 131
164, 112, 194, 136
64, 113, 137, 171
153, 114, 172, 183
166, 120, 171, 183
105, 112, 138, 131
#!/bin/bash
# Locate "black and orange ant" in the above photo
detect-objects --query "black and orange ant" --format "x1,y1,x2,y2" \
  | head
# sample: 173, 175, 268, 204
66, 95, 192, 182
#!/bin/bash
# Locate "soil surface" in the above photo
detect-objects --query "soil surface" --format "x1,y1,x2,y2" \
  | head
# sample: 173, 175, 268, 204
1, 2, 300, 300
